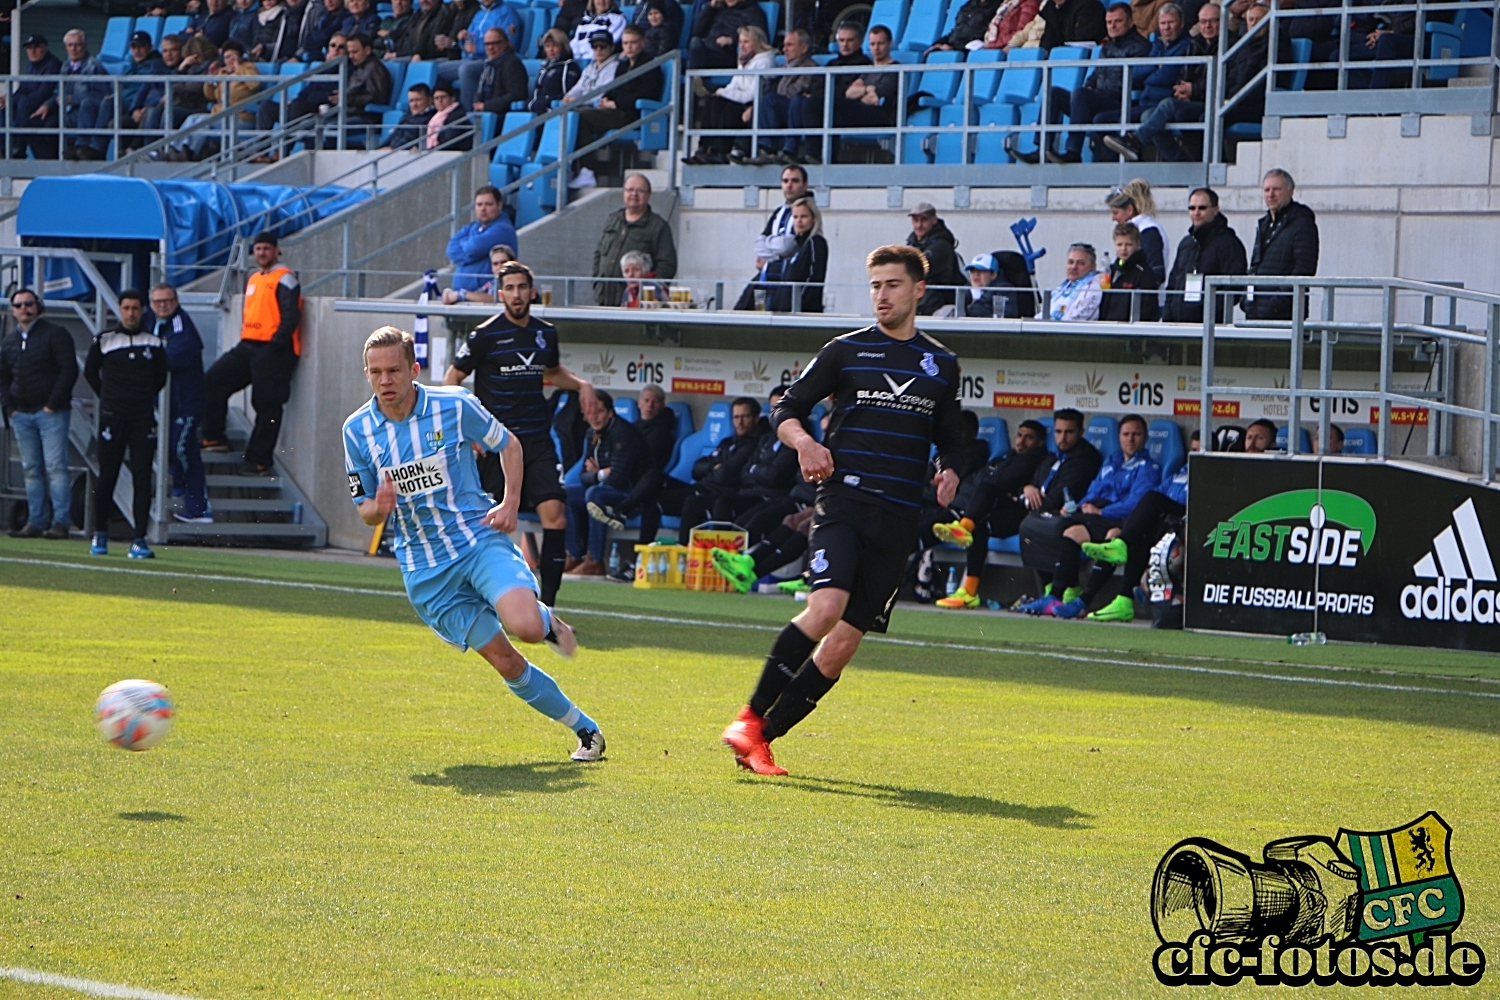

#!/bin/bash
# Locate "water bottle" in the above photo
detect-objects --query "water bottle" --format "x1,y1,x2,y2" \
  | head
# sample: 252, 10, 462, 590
1062, 487, 1077, 517
947, 565, 961, 595
291, 501, 303, 524
607, 542, 621, 578
1287, 632, 1327, 646
676, 550, 687, 580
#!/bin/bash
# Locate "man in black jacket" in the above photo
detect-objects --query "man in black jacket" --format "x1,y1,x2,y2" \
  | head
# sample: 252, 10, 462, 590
1243, 168, 1319, 321
1015, 409, 1105, 574
588, 383, 677, 547
677, 395, 762, 543
566, 389, 648, 575
1040, 0, 1108, 51
688, 0, 767, 69
698, 394, 802, 541
1163, 186, 1247, 323
149, 283, 211, 525
84, 290, 168, 559
573, 25, 663, 169
471, 27, 528, 113
379, 82, 436, 149
907, 202, 963, 315
930, 0, 1003, 51
8, 36, 63, 160
1106, 0, 1219, 162
1040, 2, 1148, 163
1, 289, 78, 538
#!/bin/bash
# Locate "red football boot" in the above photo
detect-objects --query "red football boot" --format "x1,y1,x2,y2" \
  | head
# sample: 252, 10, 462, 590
721, 705, 764, 758
736, 740, 789, 776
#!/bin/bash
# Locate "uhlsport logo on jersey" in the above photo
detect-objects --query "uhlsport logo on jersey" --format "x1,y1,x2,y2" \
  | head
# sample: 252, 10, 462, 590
1400, 499, 1500, 622
1151, 812, 1485, 987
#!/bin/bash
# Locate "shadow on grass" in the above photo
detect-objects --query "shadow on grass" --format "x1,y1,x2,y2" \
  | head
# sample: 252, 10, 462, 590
773, 776, 1093, 829
117, 811, 188, 822
411, 761, 595, 797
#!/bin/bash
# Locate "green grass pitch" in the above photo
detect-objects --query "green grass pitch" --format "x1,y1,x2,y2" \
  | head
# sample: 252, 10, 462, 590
2, 538, 1498, 998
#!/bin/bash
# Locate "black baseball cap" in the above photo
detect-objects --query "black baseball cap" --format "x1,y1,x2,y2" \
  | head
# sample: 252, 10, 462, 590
129, 30, 153, 47
589, 31, 614, 47
23, 34, 47, 47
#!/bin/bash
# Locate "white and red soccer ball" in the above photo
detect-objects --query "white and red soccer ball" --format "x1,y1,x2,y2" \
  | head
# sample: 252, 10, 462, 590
94, 679, 175, 751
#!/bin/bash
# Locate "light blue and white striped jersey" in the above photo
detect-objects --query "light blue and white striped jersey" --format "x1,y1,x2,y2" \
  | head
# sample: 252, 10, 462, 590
343, 383, 510, 573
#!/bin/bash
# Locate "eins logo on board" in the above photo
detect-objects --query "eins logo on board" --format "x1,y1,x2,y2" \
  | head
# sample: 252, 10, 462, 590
1400, 499, 1500, 622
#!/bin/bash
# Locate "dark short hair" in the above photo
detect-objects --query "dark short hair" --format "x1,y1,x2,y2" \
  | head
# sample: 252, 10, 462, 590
622, 23, 645, 39
1189, 186, 1220, 207
118, 288, 146, 308
1248, 418, 1278, 435
496, 260, 534, 288
868, 23, 892, 41
475, 184, 503, 204
10, 287, 42, 313
1328, 423, 1344, 442
768, 385, 787, 402
432, 80, 455, 96
251, 230, 278, 247
731, 396, 760, 415
1018, 419, 1047, 438
781, 162, 808, 184
346, 32, 373, 49
1053, 408, 1085, 430
408, 82, 432, 97
960, 409, 979, 434
594, 389, 614, 412
1189, 428, 1201, 443
1120, 413, 1148, 434
220, 38, 245, 54
866, 243, 928, 283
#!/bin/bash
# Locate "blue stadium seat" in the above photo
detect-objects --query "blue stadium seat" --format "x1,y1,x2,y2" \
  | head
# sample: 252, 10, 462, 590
370, 60, 408, 113
633, 58, 675, 150
254, 62, 278, 79
522, 57, 542, 95
404, 60, 438, 91
1037, 415, 1057, 453
1275, 424, 1313, 453
977, 416, 1008, 460
564, 454, 584, 488
378, 109, 405, 146
974, 101, 1019, 163
277, 61, 309, 101
472, 110, 500, 144
809, 402, 827, 441
1428, 9, 1492, 81
1086, 415, 1119, 458
937, 0, 964, 45
902, 50, 963, 163
665, 402, 731, 483
1148, 419, 1185, 476
759, 1, 778, 40
161, 15, 191, 39
515, 162, 557, 224
614, 396, 639, 422
134, 16, 163, 45
1342, 427, 1377, 455
996, 47, 1044, 105
866, 0, 908, 53
988, 534, 1021, 554
490, 111, 537, 187
898, 0, 948, 52
966, 47, 1006, 105
99, 17, 134, 70
668, 401, 694, 439
1049, 46, 1093, 157
535, 112, 576, 164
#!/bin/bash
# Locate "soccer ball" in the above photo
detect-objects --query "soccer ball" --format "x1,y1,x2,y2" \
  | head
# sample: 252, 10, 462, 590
94, 679, 175, 751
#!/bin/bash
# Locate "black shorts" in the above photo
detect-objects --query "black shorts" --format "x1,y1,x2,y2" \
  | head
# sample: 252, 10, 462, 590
805, 489, 919, 634
1062, 511, 1123, 542
477, 435, 566, 511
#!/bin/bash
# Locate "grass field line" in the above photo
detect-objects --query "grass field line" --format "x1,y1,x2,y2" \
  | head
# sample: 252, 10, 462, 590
0, 967, 205, 1000
5, 554, 1496, 703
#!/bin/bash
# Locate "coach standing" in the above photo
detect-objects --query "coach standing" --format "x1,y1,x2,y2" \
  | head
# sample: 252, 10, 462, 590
201, 232, 302, 477
150, 283, 211, 523
85, 290, 167, 559
1, 289, 78, 538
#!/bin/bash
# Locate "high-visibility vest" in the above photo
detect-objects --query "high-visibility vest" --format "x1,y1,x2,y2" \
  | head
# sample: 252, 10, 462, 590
241, 265, 302, 356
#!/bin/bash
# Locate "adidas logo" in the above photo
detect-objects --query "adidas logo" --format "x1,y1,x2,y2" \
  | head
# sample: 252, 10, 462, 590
1402, 499, 1500, 622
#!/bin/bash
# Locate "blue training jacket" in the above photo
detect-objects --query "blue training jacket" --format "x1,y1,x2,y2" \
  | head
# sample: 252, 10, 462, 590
1082, 449, 1161, 520
1157, 461, 1188, 506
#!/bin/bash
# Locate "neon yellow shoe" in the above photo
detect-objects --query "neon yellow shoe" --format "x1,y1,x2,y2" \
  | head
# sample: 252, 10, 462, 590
1087, 595, 1136, 622
1063, 586, 1083, 604
776, 577, 810, 595
935, 588, 980, 609
1081, 538, 1128, 565
711, 548, 757, 593
932, 520, 973, 548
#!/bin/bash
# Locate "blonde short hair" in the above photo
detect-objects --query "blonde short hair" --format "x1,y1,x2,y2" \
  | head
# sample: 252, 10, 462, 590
363, 325, 416, 365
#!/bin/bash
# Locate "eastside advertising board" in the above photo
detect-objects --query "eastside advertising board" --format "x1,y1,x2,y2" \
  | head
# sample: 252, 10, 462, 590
1185, 454, 1500, 651
559, 344, 1434, 421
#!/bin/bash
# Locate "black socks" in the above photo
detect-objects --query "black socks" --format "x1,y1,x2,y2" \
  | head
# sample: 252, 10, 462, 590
761, 658, 839, 741
1051, 539, 1081, 598
540, 528, 567, 606
1078, 561, 1115, 604
749, 622, 817, 717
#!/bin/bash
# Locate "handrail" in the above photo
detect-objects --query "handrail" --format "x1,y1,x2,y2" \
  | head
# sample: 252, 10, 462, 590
0, 246, 131, 332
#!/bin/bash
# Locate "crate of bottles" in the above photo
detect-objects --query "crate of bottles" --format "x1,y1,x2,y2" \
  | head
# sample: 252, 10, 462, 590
633, 543, 689, 589
685, 524, 750, 592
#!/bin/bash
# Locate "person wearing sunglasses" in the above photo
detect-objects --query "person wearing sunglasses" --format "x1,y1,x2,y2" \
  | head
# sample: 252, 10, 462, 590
1162, 186, 1247, 324
0, 290, 78, 539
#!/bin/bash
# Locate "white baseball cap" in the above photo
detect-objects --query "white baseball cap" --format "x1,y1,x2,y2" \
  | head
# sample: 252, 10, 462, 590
964, 252, 998, 273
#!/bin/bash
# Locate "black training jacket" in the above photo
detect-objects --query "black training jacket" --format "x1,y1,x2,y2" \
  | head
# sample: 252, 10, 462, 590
84, 325, 168, 421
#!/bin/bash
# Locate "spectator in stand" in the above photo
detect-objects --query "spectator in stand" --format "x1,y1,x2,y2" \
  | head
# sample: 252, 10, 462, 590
7, 36, 63, 160
1032, 3, 1148, 164
1318, 423, 1344, 454
688, 0, 767, 70
618, 251, 669, 307
676, 395, 763, 544
1039, 0, 1108, 49
587, 383, 675, 553
564, 31, 620, 109
435, 0, 478, 60
568, 0, 627, 61
1107, 0, 1218, 161
335, 33, 392, 130
930, 420, 1051, 609
249, 0, 298, 61
145, 35, 216, 138
161, 39, 258, 160
1050, 243, 1103, 321
393, 0, 452, 60
982, 0, 1043, 50
1243, 418, 1275, 453
529, 28, 581, 111
1243, 168, 1319, 321
292, 0, 343, 57
255, 34, 343, 133
930, 0, 1003, 52
765, 196, 827, 314
593, 173, 677, 306
376, 0, 413, 55
638, 0, 682, 58
1104, 179, 1167, 285
960, 253, 1021, 318
1018, 414, 1159, 617
426, 80, 472, 148
1164, 186, 1246, 323
1220, 2, 1268, 158
472, 27, 528, 114
1129, 0, 1169, 35
188, 0, 236, 45
379, 81, 435, 148
680, 24, 773, 164
83, 31, 167, 158
227, 0, 260, 49
751, 27, 817, 166
447, 187, 518, 294
59, 30, 110, 163
130, 33, 185, 143
148, 284, 211, 525
1091, 4, 1190, 160
442, 243, 516, 304
0, 289, 77, 539
724, 164, 807, 304
687, 388, 800, 542
340, 0, 383, 44
832, 23, 899, 137
565, 389, 648, 575
1099, 222, 1160, 321
1347, 0, 1416, 90
572, 24, 664, 186
446, 0, 522, 108
85, 290, 168, 559
907, 202, 964, 316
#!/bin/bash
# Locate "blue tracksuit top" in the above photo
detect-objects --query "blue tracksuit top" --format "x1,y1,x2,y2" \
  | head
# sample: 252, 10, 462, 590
1082, 449, 1161, 520
1157, 460, 1188, 506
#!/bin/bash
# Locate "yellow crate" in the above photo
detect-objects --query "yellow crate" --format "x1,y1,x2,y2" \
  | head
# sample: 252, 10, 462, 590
686, 525, 749, 592
633, 543, 689, 589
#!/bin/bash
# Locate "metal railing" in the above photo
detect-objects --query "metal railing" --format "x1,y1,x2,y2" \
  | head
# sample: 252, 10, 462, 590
1199, 276, 1500, 477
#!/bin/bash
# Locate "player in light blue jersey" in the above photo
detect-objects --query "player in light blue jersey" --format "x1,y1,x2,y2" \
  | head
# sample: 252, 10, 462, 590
344, 326, 605, 761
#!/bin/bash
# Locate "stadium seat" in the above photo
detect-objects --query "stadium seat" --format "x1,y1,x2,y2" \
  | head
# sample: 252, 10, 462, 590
1342, 427, 1377, 455
898, 0, 948, 51
988, 534, 1021, 554
515, 161, 559, 224
278, 61, 309, 101
564, 455, 584, 488
759, 1, 778, 40
490, 111, 537, 187
472, 110, 500, 145
977, 416, 1008, 460
534, 112, 576, 164
937, 0, 964, 45
665, 402, 731, 483
254, 62, 278, 79
973, 101, 1019, 163
1086, 415, 1119, 458
614, 396, 639, 422
632, 58, 675, 150
866, 0, 908, 54
378, 109, 405, 146
369, 60, 408, 113
668, 401, 694, 440
1037, 416, 1057, 453
996, 47, 1044, 106
99, 17, 134, 70
1148, 420, 1186, 476
809, 402, 827, 441
966, 47, 1006, 105
1275, 425, 1313, 453
134, 16, 163, 45
404, 60, 438, 92
1049, 46, 1094, 157
161, 15, 191, 38
523, 57, 542, 95
902, 50, 963, 164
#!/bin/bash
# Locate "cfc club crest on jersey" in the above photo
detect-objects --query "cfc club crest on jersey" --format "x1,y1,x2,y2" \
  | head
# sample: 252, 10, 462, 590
424, 426, 445, 450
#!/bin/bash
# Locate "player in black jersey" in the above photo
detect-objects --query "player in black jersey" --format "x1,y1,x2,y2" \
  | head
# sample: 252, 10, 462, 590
444, 262, 596, 606
722, 244, 969, 776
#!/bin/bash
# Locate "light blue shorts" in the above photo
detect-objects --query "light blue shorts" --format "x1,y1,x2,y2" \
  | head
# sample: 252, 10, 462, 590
403, 532, 539, 651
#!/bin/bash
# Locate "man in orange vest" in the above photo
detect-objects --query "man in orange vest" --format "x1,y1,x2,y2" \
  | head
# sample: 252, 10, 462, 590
201, 231, 302, 476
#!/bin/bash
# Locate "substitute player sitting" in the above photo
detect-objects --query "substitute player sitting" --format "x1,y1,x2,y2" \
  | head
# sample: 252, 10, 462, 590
346, 327, 605, 761
721, 244, 969, 776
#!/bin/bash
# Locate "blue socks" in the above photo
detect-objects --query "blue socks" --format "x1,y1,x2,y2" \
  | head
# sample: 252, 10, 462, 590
505, 662, 597, 733
537, 601, 554, 639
